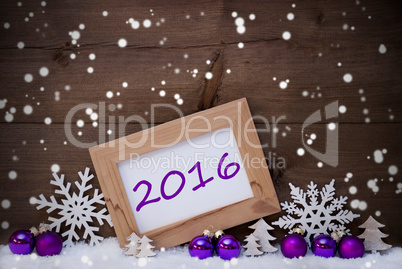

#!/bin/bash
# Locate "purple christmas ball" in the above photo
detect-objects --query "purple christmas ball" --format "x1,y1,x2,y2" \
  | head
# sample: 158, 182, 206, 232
8, 230, 35, 255
281, 233, 307, 259
338, 235, 365, 259
36, 231, 63, 256
188, 235, 214, 259
311, 234, 337, 258
216, 235, 241, 260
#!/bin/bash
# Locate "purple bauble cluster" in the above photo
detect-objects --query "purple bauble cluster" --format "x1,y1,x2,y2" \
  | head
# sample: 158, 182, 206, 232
189, 233, 241, 260
8, 229, 63, 256
310, 234, 365, 259
281, 233, 307, 259
8, 230, 35, 255
311, 234, 337, 258
338, 235, 365, 259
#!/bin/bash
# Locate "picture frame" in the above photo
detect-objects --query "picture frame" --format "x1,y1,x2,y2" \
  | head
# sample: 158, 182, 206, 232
89, 98, 280, 249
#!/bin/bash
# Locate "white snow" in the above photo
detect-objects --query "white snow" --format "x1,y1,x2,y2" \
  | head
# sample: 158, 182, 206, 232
388, 165, 398, 175
23, 105, 33, 115
343, 73, 353, 83
8, 170, 17, 180
106, 91, 113, 98
143, 19, 152, 28
339, 105, 347, 113
379, 44, 387, 54
24, 73, 33, 83
287, 13, 294, 20
90, 112, 98, 120
1, 221, 9, 229
328, 122, 336, 130
373, 150, 384, 163
349, 186, 357, 194
1, 199, 11, 209
235, 18, 244, 26
51, 164, 60, 173
71, 30, 80, 40
118, 38, 127, 48
0, 238, 401, 269
282, 31, 291, 40
44, 117, 52, 125
39, 67, 49, 77
237, 25, 246, 34
29, 197, 37, 204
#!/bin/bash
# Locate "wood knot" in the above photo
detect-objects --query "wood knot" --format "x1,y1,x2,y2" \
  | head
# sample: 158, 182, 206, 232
52, 43, 71, 68
197, 49, 224, 110
316, 11, 324, 24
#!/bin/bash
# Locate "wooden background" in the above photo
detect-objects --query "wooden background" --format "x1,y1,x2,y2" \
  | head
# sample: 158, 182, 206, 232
1, 0, 401, 247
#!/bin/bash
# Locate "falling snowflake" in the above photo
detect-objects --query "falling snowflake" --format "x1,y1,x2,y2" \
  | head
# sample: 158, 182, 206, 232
272, 179, 360, 242
36, 167, 113, 247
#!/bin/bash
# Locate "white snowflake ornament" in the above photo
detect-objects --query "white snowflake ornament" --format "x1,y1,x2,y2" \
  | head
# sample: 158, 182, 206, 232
272, 179, 360, 242
36, 167, 113, 247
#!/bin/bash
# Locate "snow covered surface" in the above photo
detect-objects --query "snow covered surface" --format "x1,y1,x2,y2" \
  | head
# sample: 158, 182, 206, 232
1, 237, 401, 269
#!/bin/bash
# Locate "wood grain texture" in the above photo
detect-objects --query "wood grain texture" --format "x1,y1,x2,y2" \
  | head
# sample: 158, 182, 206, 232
0, 0, 401, 248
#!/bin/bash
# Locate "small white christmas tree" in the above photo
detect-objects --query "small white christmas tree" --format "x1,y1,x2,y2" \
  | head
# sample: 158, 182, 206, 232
358, 215, 392, 253
249, 218, 278, 253
123, 232, 141, 256
243, 233, 263, 257
136, 235, 157, 258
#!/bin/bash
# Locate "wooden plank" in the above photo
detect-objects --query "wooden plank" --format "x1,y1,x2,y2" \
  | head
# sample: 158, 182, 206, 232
1, 0, 401, 123
1, 0, 401, 48
1, 123, 400, 246
0, 0, 224, 49
0, 41, 401, 124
